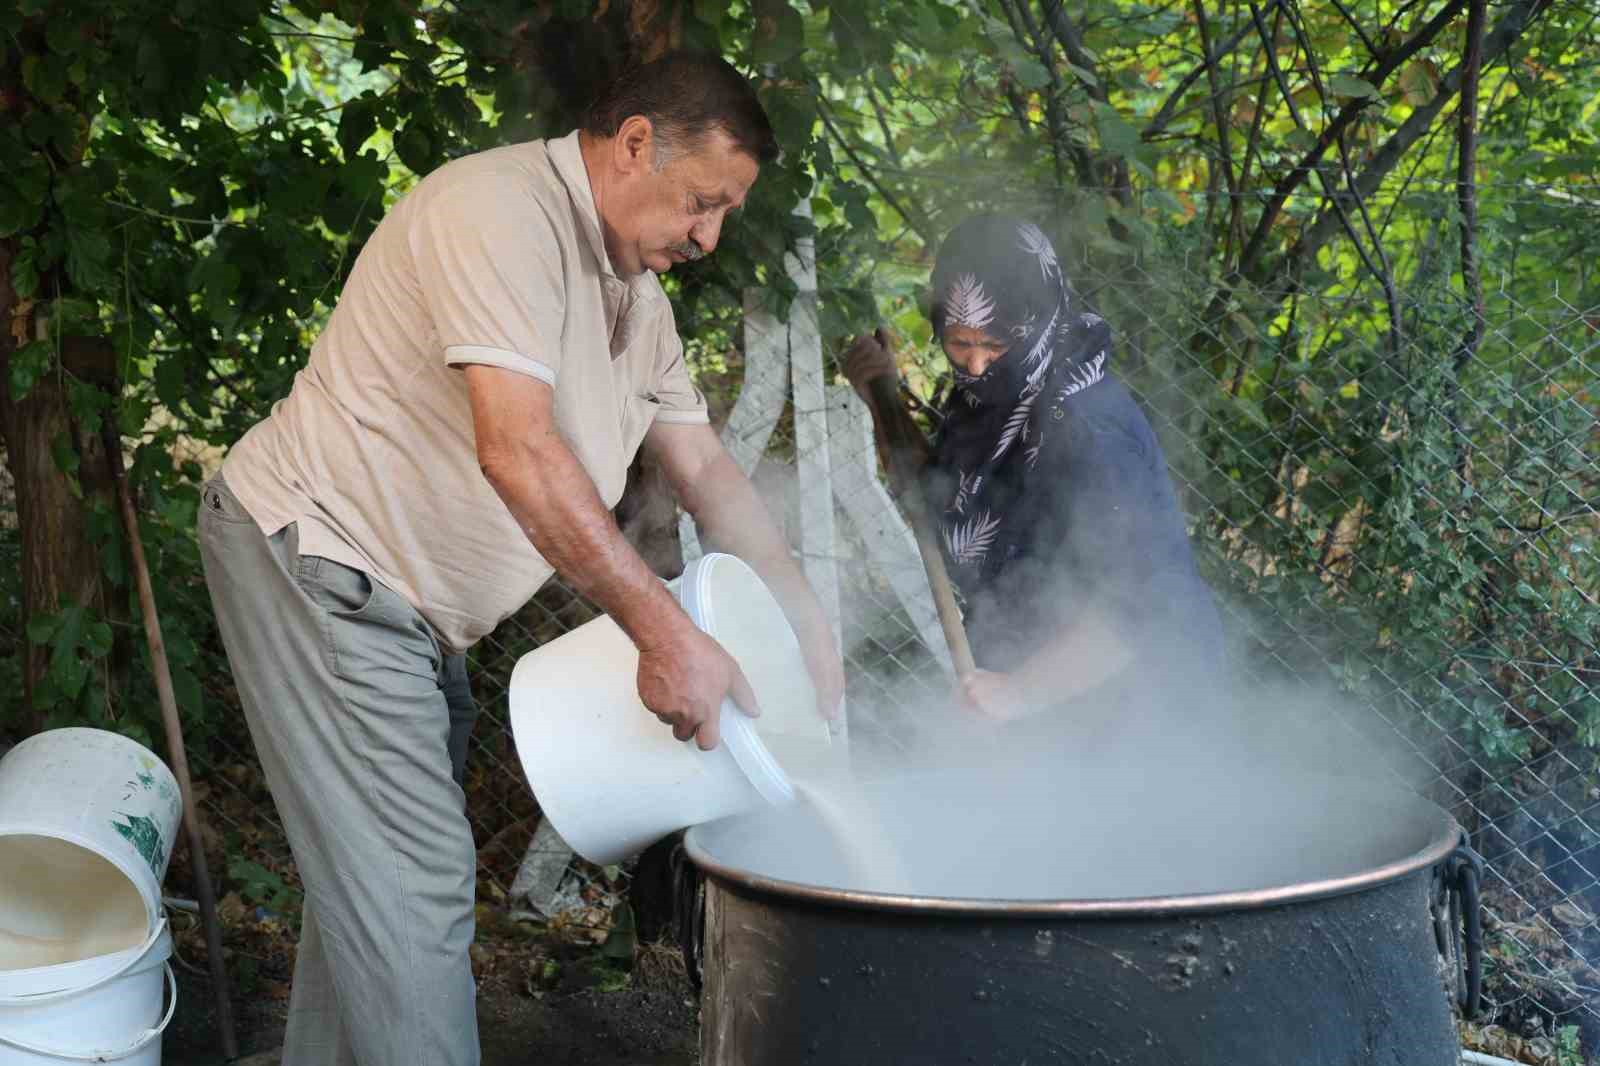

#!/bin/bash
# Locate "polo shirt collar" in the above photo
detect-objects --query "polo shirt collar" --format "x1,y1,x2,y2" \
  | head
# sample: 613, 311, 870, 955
549, 130, 664, 302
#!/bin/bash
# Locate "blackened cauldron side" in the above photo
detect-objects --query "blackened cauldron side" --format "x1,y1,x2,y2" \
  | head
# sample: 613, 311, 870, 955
687, 779, 1463, 1066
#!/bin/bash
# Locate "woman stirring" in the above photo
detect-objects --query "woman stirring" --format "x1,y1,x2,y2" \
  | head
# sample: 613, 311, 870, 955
844, 214, 1222, 729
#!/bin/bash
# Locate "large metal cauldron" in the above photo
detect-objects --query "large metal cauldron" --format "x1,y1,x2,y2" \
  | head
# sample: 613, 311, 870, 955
685, 768, 1480, 1066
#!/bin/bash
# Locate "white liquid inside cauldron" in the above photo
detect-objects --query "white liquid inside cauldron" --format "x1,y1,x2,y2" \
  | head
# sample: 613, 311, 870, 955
700, 764, 1450, 901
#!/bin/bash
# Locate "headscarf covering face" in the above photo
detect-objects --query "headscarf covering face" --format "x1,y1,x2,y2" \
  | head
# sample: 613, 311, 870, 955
929, 214, 1111, 576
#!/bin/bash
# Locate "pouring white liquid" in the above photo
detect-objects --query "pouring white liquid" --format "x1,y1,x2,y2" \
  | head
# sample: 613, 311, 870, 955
792, 775, 915, 895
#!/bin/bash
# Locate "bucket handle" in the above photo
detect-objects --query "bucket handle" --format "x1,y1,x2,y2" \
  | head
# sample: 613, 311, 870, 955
1431, 833, 1484, 1019
0, 961, 176, 1062
0, 918, 168, 1007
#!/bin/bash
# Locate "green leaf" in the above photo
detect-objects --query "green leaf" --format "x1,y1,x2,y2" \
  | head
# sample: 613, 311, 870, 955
752, 3, 806, 65
0, 188, 41, 238
339, 95, 380, 159
1327, 74, 1380, 99
1064, 61, 1098, 88
67, 379, 108, 433
84, 620, 114, 658
47, 604, 89, 699
759, 84, 815, 153
827, 8, 868, 74
10, 239, 40, 297
51, 429, 81, 480
66, 227, 115, 291
9, 340, 52, 401
1094, 105, 1141, 159
52, 297, 100, 332
1397, 61, 1438, 105
22, 54, 69, 102
1012, 59, 1050, 90
135, 35, 166, 93
45, 19, 79, 59
26, 610, 63, 645
394, 120, 436, 174
172, 667, 203, 719
1231, 393, 1272, 430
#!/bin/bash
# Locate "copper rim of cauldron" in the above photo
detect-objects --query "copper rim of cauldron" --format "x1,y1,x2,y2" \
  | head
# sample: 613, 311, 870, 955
684, 807, 1461, 918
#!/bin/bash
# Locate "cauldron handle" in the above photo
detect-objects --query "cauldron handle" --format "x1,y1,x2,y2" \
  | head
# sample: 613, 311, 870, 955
1433, 833, 1484, 1019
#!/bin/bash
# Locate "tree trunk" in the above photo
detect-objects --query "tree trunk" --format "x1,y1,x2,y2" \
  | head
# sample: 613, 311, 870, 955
0, 245, 118, 728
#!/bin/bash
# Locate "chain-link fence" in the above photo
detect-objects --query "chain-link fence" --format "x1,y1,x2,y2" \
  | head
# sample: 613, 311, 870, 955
1, 181, 1596, 1045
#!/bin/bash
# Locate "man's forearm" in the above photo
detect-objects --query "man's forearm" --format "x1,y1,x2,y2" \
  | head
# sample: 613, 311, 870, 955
483, 438, 688, 652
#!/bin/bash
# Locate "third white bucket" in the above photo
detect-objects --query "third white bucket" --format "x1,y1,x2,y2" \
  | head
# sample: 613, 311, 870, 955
509, 553, 831, 865
0, 921, 175, 1066
0, 729, 181, 966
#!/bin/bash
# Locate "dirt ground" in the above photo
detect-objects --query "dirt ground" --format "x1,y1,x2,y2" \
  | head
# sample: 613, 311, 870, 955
161, 931, 699, 1065
165, 986, 697, 1066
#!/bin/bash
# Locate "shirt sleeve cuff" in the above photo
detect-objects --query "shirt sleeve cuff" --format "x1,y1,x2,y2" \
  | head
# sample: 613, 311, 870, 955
652, 407, 711, 425
444, 344, 557, 386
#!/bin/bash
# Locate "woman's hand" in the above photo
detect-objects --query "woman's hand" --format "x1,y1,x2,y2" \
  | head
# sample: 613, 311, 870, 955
841, 328, 899, 403
795, 610, 847, 729
954, 669, 1029, 722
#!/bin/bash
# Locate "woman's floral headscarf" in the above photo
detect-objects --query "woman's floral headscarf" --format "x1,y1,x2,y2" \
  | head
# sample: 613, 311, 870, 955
929, 214, 1112, 574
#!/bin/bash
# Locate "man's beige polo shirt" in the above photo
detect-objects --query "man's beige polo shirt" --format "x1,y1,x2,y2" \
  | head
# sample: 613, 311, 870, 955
221, 131, 709, 653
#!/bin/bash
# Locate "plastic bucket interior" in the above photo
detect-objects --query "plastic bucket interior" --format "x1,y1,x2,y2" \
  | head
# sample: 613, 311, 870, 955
0, 837, 147, 978
0, 921, 175, 1065
510, 554, 828, 865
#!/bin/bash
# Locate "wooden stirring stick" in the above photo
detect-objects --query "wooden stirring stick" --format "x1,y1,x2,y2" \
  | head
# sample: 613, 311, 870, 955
855, 362, 978, 678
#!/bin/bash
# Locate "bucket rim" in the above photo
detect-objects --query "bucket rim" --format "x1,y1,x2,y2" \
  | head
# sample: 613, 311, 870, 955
681, 554, 801, 805
0, 728, 176, 778
720, 708, 794, 806
0, 923, 171, 998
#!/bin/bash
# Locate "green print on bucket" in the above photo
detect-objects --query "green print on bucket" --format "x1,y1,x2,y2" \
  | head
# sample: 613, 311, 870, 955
111, 812, 167, 875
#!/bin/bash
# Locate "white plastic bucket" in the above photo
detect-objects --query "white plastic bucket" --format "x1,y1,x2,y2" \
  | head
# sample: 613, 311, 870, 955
0, 920, 175, 1065
510, 553, 831, 865
0, 729, 182, 958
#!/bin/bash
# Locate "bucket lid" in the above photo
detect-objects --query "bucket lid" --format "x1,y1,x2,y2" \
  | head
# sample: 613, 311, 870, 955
720, 708, 794, 807
0, 922, 171, 998
678, 554, 832, 767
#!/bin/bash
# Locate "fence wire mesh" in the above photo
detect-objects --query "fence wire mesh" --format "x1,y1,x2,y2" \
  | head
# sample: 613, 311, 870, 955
0, 181, 1596, 1043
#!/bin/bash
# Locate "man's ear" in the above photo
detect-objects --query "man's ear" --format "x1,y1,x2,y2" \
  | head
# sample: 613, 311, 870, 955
614, 115, 656, 176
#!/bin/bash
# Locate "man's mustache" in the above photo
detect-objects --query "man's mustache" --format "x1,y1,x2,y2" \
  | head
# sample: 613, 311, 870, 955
669, 240, 706, 262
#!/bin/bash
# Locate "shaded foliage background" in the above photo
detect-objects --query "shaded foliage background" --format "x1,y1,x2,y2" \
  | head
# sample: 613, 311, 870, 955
2, 0, 1597, 1055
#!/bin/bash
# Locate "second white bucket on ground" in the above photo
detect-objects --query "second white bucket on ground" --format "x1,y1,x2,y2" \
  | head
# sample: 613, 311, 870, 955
0, 729, 181, 971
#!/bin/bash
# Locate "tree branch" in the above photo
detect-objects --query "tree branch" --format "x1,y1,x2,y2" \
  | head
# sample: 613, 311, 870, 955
1449, 0, 1487, 482
994, 0, 1080, 192
864, 80, 903, 168
1231, 8, 1278, 257
1141, 24, 1254, 141
1276, 0, 1403, 360
816, 102, 935, 247
1247, 0, 1308, 129
1454, 0, 1487, 376
1039, 0, 1108, 102
1193, 0, 1239, 213
1187, 0, 1550, 364
1237, 0, 1469, 278
1288, 0, 1551, 278
1039, 0, 1132, 202
1326, 0, 1381, 58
